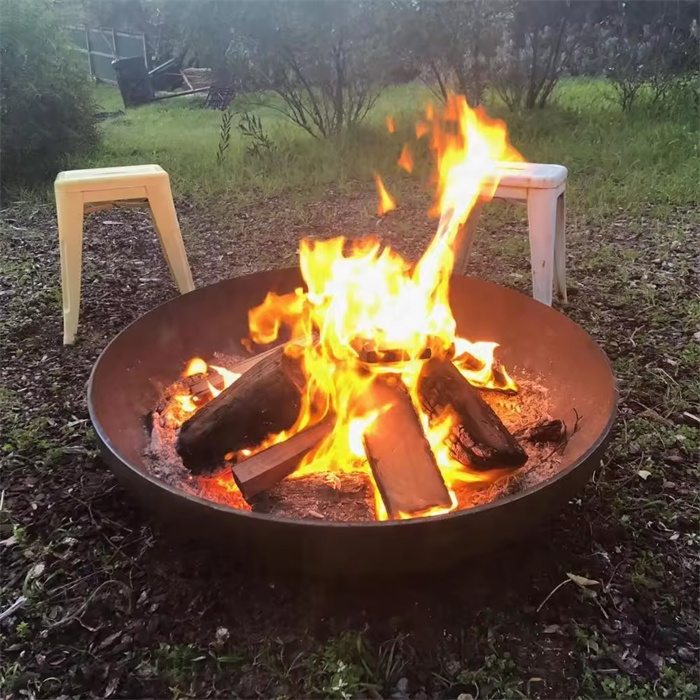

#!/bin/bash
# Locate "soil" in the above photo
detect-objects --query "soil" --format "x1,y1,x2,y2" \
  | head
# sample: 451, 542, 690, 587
1, 194, 698, 699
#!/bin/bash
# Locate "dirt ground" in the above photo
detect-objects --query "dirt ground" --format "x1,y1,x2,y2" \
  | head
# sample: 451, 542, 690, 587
1, 192, 698, 698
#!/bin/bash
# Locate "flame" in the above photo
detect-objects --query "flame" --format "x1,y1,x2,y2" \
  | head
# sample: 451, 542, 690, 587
397, 144, 413, 173
373, 173, 396, 216
184, 357, 207, 377
238, 94, 523, 520
386, 116, 396, 133
162, 96, 522, 519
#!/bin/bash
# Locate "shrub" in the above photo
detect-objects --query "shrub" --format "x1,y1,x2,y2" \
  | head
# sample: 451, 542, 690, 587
0, 0, 99, 192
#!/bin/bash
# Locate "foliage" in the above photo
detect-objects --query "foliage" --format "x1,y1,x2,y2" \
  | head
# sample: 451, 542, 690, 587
578, 14, 699, 111
393, 0, 505, 106
490, 1, 579, 111
0, 0, 99, 191
236, 111, 275, 158
225, 1, 397, 138
216, 108, 234, 166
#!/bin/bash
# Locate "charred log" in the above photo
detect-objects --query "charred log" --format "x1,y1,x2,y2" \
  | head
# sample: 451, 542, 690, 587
233, 419, 333, 501
418, 357, 527, 470
362, 377, 452, 519
176, 343, 305, 474
516, 419, 566, 445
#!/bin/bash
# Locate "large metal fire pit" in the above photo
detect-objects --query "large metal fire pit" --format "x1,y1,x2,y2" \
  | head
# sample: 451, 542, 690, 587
88, 270, 617, 574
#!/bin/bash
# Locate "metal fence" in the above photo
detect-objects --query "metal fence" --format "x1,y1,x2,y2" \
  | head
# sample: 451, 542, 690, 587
67, 26, 149, 84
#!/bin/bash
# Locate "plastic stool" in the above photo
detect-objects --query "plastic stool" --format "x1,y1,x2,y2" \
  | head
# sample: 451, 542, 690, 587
55, 164, 195, 344
455, 162, 567, 306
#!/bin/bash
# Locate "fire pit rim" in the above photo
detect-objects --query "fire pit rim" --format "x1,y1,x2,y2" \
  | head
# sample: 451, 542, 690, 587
88, 272, 618, 530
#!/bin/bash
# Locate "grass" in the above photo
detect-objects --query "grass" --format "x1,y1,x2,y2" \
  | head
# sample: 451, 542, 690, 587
88, 78, 699, 219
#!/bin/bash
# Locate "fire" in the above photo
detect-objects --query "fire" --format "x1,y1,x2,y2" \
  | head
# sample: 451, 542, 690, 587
397, 144, 413, 173
385, 115, 396, 133
166, 95, 522, 520
240, 94, 522, 520
373, 173, 396, 216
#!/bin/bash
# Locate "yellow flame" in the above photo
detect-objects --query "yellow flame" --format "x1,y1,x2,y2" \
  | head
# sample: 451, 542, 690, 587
373, 173, 396, 216
171, 95, 523, 520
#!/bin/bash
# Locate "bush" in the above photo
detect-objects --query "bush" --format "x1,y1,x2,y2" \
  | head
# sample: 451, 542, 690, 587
0, 0, 99, 192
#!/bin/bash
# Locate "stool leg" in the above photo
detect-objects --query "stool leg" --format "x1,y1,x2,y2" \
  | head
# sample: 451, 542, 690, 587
454, 200, 484, 275
146, 180, 195, 294
554, 191, 567, 303
526, 189, 557, 306
55, 190, 84, 344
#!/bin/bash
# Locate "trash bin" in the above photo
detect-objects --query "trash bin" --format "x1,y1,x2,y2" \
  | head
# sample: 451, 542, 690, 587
112, 56, 154, 108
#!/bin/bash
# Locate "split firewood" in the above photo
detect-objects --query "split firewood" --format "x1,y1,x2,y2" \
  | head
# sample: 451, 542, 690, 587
232, 419, 333, 501
176, 341, 307, 474
362, 376, 452, 519
418, 357, 528, 470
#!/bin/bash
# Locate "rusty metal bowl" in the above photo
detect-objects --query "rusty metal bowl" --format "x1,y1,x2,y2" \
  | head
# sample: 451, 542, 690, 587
88, 270, 617, 574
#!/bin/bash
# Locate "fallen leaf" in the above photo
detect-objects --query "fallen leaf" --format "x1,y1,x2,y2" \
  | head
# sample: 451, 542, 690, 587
27, 562, 45, 580
566, 572, 600, 588
637, 469, 651, 480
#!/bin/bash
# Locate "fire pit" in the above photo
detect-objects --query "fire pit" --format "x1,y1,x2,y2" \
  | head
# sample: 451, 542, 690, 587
88, 269, 616, 574
88, 96, 616, 573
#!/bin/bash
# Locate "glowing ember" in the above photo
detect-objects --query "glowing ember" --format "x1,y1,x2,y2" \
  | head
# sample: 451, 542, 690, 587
163, 94, 524, 521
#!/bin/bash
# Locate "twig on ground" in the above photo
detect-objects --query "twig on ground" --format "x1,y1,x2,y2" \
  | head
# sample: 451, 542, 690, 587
0, 596, 27, 622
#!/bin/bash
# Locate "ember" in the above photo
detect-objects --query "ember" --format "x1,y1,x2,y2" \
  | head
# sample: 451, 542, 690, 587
139, 94, 580, 523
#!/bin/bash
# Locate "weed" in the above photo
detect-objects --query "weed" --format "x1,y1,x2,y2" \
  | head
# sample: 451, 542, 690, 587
216, 108, 234, 167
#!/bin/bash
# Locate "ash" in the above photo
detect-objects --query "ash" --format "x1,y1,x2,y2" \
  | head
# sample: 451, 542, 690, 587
144, 361, 565, 522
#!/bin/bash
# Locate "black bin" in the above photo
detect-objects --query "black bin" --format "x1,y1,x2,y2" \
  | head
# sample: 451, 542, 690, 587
112, 56, 154, 108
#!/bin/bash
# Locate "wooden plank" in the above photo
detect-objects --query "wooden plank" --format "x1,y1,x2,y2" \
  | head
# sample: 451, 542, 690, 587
362, 377, 452, 519
418, 357, 527, 470
233, 420, 333, 501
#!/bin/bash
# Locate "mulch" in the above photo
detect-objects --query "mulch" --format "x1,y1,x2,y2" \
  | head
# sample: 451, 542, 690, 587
0, 191, 698, 698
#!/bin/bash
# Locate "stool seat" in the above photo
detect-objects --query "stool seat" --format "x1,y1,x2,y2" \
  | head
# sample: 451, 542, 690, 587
491, 162, 567, 190
55, 164, 195, 344
55, 164, 166, 191
455, 161, 567, 307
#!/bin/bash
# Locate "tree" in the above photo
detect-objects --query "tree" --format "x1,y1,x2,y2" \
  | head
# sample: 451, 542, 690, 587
0, 0, 99, 191
393, 0, 505, 105
225, 1, 397, 138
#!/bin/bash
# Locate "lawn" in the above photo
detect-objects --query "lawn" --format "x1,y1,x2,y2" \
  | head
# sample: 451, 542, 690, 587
0, 79, 698, 699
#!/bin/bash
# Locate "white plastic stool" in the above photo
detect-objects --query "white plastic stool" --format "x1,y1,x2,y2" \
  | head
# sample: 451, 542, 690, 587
456, 162, 567, 306
55, 164, 195, 344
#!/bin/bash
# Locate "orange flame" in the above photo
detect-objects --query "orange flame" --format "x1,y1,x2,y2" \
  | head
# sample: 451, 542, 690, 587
397, 144, 413, 173
240, 94, 523, 520
373, 173, 396, 216
386, 116, 396, 133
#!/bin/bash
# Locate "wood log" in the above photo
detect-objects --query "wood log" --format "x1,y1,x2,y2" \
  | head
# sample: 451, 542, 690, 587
232, 419, 333, 501
176, 343, 305, 473
418, 357, 528, 470
362, 377, 452, 519
187, 344, 287, 400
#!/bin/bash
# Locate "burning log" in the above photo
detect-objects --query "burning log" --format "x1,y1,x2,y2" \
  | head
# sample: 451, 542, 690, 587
233, 419, 333, 501
176, 343, 305, 473
362, 377, 452, 519
418, 357, 528, 470
187, 343, 293, 401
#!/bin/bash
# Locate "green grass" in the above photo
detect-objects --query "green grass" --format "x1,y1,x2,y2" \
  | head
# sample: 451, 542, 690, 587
87, 78, 699, 219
